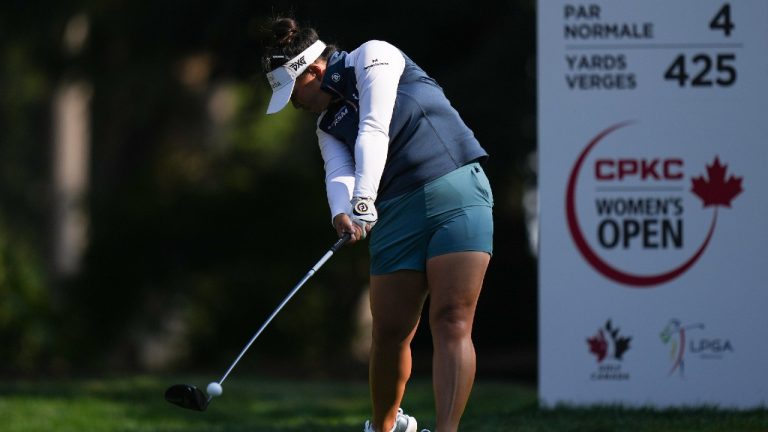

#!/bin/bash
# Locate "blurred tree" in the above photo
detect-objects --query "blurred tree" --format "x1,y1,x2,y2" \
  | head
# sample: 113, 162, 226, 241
0, 221, 53, 374
0, 1, 66, 374
0, 0, 537, 377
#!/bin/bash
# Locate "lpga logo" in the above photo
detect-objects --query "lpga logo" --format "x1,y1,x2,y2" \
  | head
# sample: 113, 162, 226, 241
660, 319, 734, 378
565, 121, 744, 287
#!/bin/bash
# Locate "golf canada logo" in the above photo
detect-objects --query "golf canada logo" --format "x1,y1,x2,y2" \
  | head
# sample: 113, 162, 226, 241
587, 319, 632, 381
566, 121, 744, 287
660, 319, 734, 378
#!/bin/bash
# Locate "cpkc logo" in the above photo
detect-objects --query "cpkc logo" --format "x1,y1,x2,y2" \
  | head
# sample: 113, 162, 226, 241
566, 121, 744, 287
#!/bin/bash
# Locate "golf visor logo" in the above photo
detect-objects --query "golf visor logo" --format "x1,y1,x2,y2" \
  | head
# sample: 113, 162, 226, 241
288, 56, 307, 72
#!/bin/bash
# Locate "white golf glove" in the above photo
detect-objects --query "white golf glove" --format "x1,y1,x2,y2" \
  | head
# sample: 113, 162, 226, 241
350, 196, 378, 239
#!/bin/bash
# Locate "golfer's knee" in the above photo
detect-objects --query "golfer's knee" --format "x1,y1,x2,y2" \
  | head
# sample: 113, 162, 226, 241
372, 321, 414, 348
430, 304, 474, 341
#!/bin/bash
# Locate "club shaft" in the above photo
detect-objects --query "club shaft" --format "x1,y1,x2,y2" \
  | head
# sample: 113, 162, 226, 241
217, 234, 350, 385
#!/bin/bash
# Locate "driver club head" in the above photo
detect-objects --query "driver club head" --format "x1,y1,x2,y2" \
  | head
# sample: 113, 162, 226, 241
164, 384, 210, 411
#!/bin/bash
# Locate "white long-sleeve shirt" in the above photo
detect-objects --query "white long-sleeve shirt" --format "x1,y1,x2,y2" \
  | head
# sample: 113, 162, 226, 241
316, 40, 406, 221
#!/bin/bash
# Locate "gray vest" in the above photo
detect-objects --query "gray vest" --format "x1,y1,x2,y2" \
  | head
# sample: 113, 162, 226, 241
319, 50, 488, 202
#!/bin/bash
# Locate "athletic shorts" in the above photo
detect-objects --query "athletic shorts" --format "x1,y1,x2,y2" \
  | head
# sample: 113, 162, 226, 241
369, 162, 494, 275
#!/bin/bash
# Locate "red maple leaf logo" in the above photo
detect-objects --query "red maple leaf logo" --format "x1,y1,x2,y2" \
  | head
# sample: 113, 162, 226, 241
691, 156, 743, 208
587, 329, 608, 363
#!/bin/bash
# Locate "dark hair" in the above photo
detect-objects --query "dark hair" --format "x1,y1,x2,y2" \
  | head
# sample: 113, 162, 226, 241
262, 17, 337, 72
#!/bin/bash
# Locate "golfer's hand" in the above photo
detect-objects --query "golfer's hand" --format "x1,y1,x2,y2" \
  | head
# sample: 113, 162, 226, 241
350, 196, 377, 239
333, 213, 365, 244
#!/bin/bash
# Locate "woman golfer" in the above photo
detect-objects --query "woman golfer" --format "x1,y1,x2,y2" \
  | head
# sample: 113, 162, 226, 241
263, 18, 493, 432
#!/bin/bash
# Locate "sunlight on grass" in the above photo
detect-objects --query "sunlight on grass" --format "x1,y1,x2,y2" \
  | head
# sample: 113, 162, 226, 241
0, 377, 766, 431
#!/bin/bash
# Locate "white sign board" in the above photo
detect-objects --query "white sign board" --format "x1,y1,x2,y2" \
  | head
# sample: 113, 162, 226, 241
538, 0, 768, 407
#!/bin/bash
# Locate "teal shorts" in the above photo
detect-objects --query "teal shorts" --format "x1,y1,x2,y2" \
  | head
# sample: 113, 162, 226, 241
369, 162, 494, 275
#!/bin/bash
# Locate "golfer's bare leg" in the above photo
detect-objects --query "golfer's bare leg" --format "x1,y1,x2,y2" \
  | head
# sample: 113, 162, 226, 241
427, 251, 490, 432
370, 270, 428, 432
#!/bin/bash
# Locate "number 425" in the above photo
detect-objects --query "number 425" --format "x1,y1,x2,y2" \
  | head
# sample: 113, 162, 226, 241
664, 54, 736, 87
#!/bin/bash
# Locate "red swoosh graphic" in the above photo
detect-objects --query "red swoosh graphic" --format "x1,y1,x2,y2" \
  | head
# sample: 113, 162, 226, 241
669, 328, 685, 376
565, 122, 717, 287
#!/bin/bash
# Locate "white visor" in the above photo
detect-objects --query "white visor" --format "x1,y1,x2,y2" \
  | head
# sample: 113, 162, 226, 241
265, 40, 327, 114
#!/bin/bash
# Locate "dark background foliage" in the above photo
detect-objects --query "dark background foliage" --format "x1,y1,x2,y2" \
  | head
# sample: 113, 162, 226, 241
0, 0, 536, 379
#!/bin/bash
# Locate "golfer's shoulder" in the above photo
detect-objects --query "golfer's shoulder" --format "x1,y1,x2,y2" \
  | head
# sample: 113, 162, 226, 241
349, 40, 404, 69
354, 40, 399, 53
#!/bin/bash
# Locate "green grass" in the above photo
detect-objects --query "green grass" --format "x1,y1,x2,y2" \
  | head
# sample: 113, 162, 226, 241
0, 376, 766, 431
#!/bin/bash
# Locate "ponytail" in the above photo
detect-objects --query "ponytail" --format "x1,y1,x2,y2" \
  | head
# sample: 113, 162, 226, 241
262, 17, 337, 72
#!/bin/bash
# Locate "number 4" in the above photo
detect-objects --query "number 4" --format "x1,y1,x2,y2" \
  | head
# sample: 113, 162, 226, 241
710, 3, 734, 37
664, 55, 688, 87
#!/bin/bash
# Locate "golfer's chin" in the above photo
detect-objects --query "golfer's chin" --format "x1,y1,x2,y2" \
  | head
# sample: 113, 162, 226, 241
311, 93, 333, 114
295, 103, 324, 114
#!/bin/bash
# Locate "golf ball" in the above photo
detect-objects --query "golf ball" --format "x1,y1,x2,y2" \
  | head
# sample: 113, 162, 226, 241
206, 382, 223, 397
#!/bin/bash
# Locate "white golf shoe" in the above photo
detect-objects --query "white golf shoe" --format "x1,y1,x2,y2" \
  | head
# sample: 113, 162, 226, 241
363, 408, 417, 432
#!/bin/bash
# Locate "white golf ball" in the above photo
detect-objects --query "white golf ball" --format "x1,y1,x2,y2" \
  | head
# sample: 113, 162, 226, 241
206, 382, 223, 397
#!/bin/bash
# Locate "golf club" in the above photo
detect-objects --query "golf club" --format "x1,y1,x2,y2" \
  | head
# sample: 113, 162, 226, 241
165, 232, 351, 411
